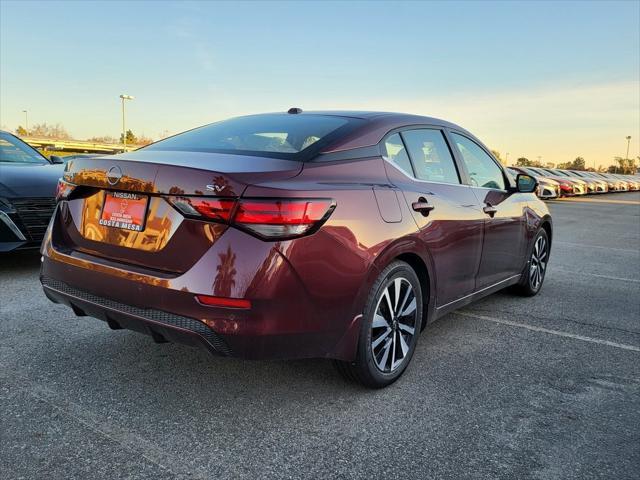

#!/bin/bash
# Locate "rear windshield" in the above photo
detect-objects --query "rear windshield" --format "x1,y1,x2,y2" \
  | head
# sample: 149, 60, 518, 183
144, 114, 358, 159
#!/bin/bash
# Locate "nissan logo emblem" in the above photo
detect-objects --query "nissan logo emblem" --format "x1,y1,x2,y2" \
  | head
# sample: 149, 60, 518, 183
107, 166, 123, 186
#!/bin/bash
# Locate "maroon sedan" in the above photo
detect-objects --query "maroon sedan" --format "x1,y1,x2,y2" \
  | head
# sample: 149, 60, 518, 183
41, 110, 552, 388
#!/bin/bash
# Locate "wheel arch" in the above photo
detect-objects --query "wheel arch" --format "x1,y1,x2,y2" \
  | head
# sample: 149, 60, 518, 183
329, 236, 436, 361
368, 236, 436, 330
395, 252, 431, 330
539, 216, 553, 248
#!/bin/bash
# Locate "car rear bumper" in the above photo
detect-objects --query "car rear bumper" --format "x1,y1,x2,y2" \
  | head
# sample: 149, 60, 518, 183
40, 254, 359, 361
41, 275, 234, 355
40, 211, 363, 361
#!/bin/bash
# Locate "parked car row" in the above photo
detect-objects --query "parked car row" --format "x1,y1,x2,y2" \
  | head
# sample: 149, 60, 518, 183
507, 166, 640, 199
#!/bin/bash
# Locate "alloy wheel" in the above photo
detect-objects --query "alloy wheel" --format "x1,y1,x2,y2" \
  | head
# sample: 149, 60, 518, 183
370, 277, 418, 373
529, 235, 548, 290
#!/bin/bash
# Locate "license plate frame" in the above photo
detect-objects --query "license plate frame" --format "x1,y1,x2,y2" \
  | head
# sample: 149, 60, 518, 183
99, 191, 149, 232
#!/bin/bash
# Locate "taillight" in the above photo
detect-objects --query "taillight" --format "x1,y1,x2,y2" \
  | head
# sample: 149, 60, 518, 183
234, 199, 334, 239
167, 197, 335, 240
55, 178, 75, 202
170, 196, 235, 221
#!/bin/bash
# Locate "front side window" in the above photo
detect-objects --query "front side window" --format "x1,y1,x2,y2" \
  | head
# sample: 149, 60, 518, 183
0, 132, 48, 164
452, 133, 505, 190
144, 114, 356, 159
383, 133, 413, 177
401, 129, 460, 184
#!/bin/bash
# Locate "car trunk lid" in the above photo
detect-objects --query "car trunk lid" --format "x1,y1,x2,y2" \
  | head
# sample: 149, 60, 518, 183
56, 151, 302, 273
64, 150, 303, 196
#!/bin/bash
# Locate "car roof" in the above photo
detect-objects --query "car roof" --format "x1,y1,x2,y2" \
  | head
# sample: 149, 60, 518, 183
290, 110, 475, 153
300, 110, 462, 128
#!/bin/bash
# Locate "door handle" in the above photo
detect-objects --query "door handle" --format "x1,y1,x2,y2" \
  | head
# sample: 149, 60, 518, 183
483, 203, 497, 217
412, 198, 435, 217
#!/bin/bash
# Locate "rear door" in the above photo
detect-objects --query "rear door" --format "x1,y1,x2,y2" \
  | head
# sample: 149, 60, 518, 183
382, 128, 484, 307
447, 131, 527, 288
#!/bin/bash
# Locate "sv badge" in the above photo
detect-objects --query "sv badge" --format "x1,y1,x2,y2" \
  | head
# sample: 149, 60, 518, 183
206, 183, 226, 193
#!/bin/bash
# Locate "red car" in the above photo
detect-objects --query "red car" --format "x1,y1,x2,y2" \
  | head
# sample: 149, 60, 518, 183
41, 110, 552, 387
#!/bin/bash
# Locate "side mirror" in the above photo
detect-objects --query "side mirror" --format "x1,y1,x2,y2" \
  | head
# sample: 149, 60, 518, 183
50, 155, 65, 164
516, 173, 537, 193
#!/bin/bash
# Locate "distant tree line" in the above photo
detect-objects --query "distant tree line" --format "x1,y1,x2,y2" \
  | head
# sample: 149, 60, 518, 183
557, 157, 586, 170
511, 155, 638, 174
16, 122, 71, 139
609, 157, 639, 175
118, 129, 153, 146
15, 124, 153, 146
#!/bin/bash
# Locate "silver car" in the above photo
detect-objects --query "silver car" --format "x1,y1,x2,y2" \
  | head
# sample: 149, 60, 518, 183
508, 167, 559, 199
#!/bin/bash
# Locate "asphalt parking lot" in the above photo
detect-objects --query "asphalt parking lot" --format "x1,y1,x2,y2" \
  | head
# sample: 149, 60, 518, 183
1, 192, 639, 480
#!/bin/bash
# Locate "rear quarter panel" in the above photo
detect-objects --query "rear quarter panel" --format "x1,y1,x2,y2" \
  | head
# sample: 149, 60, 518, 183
524, 195, 553, 253
242, 156, 427, 359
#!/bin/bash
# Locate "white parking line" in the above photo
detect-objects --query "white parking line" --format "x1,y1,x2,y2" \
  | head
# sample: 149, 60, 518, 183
0, 375, 211, 480
455, 311, 640, 352
547, 198, 640, 205
551, 268, 640, 283
555, 241, 639, 253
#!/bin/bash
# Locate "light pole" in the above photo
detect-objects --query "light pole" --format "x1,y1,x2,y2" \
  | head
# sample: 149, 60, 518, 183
22, 110, 28, 134
625, 135, 636, 174
621, 135, 632, 175
119, 94, 134, 149
505, 152, 510, 165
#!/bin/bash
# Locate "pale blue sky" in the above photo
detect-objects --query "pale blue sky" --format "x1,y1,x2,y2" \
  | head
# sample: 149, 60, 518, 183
1, 0, 638, 166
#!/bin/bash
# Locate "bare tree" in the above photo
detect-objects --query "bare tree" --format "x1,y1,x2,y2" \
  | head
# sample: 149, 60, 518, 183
608, 156, 638, 174
29, 122, 71, 139
87, 135, 119, 143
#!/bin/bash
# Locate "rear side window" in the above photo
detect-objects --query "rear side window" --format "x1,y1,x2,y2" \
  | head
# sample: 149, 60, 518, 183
402, 129, 460, 184
452, 133, 505, 190
383, 133, 413, 177
144, 114, 354, 158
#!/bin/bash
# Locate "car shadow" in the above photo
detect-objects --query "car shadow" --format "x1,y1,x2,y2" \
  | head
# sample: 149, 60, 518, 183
21, 308, 461, 408
28, 324, 374, 402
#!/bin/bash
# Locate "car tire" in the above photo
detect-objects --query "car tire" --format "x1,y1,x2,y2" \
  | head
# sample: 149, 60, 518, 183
512, 228, 550, 297
334, 261, 423, 388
